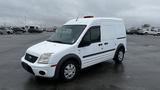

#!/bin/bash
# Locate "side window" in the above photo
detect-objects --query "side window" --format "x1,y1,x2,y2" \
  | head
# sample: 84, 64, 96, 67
90, 26, 101, 43
79, 26, 101, 47
82, 30, 91, 43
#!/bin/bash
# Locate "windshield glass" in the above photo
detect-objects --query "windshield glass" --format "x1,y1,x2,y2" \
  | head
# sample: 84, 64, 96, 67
47, 25, 86, 44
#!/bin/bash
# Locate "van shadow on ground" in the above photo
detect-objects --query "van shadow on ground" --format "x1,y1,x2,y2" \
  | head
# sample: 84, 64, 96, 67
23, 61, 125, 90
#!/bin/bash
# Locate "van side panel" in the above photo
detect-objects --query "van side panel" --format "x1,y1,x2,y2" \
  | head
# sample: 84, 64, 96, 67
114, 21, 127, 51
77, 18, 126, 68
101, 21, 117, 60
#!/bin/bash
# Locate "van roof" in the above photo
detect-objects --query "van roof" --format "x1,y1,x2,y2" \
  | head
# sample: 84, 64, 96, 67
64, 17, 123, 25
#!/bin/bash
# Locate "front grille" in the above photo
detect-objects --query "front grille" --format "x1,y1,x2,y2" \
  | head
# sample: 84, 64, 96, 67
25, 53, 38, 63
21, 62, 34, 75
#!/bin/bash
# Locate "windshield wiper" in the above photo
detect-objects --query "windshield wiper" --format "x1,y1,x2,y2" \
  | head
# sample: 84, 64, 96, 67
47, 40, 66, 44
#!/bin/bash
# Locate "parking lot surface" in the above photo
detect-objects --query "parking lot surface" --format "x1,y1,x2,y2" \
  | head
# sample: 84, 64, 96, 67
0, 33, 160, 90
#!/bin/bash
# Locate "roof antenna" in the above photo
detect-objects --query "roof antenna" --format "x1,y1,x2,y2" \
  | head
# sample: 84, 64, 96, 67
76, 15, 79, 21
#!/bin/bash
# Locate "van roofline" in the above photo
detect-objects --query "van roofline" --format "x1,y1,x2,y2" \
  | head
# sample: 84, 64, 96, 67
64, 17, 123, 25
73, 17, 123, 21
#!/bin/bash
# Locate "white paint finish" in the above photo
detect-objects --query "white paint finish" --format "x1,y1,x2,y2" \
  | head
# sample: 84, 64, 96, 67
21, 17, 127, 78
79, 42, 104, 68
27, 41, 71, 56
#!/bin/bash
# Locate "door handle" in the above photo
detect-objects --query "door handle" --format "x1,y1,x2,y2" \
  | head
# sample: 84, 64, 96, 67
104, 42, 108, 45
98, 43, 103, 46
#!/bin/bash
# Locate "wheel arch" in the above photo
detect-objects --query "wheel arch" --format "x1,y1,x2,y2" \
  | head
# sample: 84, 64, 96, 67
113, 43, 125, 63
54, 54, 81, 79
116, 43, 125, 53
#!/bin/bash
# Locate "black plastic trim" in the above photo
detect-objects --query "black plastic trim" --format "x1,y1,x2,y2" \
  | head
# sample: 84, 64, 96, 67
21, 62, 34, 75
83, 49, 116, 58
117, 37, 126, 39
54, 54, 81, 79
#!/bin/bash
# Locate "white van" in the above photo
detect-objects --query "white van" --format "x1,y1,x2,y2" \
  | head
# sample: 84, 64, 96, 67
21, 17, 127, 81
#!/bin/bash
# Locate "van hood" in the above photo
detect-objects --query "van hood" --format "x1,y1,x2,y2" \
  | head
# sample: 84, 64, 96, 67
27, 41, 71, 56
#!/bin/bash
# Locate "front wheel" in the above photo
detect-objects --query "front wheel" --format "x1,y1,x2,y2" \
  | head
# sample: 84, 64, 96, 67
113, 48, 124, 64
59, 60, 80, 81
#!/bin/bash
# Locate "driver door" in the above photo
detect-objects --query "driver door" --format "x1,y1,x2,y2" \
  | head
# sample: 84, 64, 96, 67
78, 26, 103, 68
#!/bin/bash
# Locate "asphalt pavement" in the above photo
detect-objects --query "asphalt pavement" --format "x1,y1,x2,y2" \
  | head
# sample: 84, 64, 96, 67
0, 33, 160, 90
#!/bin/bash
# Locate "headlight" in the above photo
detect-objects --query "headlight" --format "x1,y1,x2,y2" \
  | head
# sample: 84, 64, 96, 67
38, 53, 53, 64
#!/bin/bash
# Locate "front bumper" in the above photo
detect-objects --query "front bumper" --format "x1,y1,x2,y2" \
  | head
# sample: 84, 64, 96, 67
21, 57, 56, 78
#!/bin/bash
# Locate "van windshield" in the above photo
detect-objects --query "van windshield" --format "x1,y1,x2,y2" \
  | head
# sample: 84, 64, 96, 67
47, 25, 86, 44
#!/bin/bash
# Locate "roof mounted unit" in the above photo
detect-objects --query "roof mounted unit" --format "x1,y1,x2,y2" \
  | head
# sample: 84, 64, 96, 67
84, 16, 94, 18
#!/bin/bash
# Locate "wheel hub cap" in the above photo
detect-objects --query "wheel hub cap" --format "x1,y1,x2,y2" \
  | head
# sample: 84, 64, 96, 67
64, 64, 76, 79
118, 51, 123, 61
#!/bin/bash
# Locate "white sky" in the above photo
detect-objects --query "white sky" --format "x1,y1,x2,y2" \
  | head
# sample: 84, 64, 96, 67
0, 0, 160, 27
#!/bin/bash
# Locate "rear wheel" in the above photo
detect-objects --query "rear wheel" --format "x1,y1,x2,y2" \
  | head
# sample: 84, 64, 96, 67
59, 60, 80, 81
113, 48, 124, 64
144, 32, 148, 35
7, 32, 11, 34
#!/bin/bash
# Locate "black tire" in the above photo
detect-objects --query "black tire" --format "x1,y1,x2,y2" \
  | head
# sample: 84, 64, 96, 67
7, 32, 10, 34
59, 60, 80, 81
113, 48, 124, 64
144, 32, 148, 35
